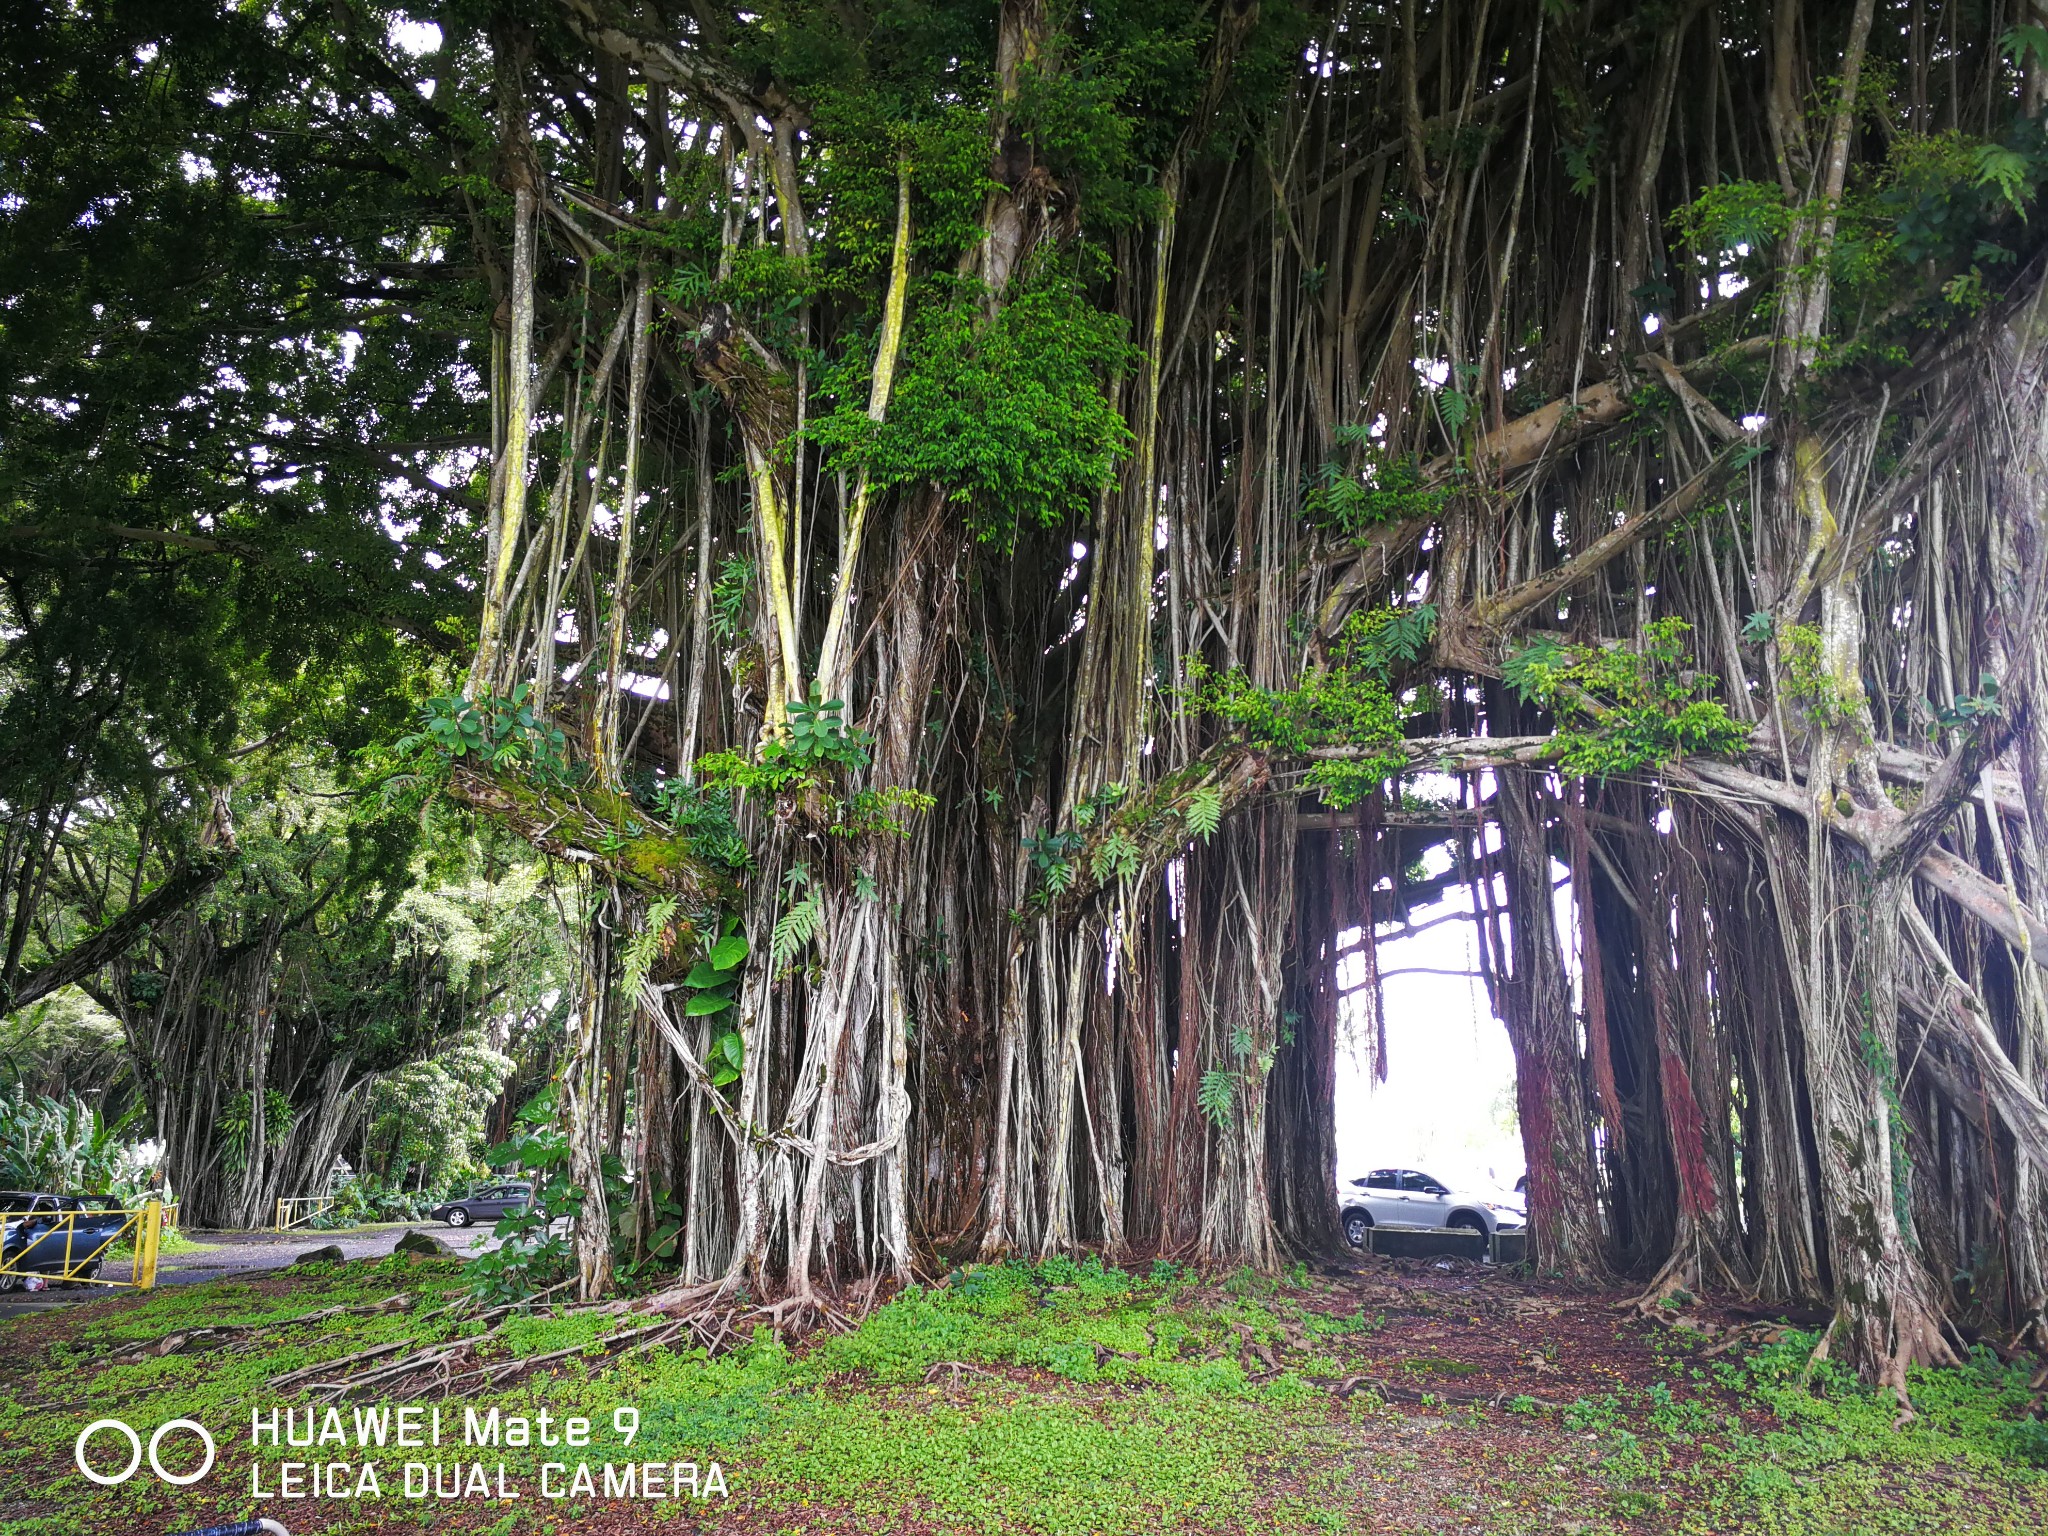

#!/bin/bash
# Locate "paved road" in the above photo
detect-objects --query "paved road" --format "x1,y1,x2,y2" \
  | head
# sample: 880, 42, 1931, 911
0, 1220, 494, 1319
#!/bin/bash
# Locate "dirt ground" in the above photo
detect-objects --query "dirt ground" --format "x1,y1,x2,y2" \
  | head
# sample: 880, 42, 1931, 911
0, 1252, 2040, 1536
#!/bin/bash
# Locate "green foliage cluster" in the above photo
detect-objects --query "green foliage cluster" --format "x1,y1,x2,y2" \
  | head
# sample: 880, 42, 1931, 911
1932, 671, 2004, 737
462, 1088, 601, 1306
1504, 618, 1749, 777
782, 685, 874, 771
1023, 781, 1132, 905
649, 778, 751, 872
361, 1038, 515, 1195
400, 685, 572, 785
0, 1, 469, 843
1191, 605, 1436, 808
1879, 125, 2048, 267
215, 1088, 293, 1178
1021, 773, 1223, 909
814, 275, 1136, 548
1302, 435, 1447, 537
694, 687, 932, 845
0, 1088, 150, 1197
321, 1174, 446, 1228
709, 554, 755, 644
629, 915, 748, 1091
1671, 112, 2048, 345
770, 863, 825, 971
1780, 621, 1855, 728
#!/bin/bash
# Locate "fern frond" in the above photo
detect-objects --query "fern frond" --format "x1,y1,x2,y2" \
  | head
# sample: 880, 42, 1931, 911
1197, 1068, 1236, 1129
770, 892, 823, 968
622, 897, 681, 995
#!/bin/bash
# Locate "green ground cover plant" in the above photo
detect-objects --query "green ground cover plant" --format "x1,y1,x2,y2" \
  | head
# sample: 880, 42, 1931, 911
1, 1257, 2042, 1535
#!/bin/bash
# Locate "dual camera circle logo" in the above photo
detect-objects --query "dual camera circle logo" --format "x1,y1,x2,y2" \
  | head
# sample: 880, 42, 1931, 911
75, 1417, 216, 1486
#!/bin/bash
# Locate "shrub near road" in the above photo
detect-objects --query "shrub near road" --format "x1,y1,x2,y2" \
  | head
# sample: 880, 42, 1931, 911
0, 1255, 2041, 1536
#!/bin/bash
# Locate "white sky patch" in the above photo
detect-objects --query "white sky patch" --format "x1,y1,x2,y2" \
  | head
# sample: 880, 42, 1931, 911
1336, 881, 1524, 1195
1057, 541, 1088, 594
388, 18, 443, 56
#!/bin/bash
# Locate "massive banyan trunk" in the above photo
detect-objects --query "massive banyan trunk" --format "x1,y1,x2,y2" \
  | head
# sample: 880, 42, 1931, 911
1483, 770, 1604, 1280
318, 0, 2048, 1406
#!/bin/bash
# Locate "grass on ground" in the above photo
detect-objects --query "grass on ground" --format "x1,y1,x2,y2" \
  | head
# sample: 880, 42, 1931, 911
0, 1253, 2041, 1535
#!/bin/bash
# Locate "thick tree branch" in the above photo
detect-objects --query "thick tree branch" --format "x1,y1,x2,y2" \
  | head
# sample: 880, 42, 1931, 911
3, 853, 235, 1014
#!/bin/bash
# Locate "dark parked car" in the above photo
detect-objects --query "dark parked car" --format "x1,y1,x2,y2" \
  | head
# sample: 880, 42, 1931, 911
429, 1183, 533, 1228
0, 1191, 128, 1287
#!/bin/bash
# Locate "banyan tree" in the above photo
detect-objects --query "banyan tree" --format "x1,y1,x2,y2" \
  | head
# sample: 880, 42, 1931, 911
169, 0, 2048, 1408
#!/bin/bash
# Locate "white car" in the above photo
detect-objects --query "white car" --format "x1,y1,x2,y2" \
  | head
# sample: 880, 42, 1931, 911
1338, 1167, 1526, 1249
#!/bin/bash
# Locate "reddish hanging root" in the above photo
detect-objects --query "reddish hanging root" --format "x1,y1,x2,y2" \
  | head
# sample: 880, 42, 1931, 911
1567, 801, 1625, 1153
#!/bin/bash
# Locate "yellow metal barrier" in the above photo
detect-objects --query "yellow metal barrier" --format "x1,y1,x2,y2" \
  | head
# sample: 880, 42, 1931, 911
0, 1197, 170, 1290
273, 1196, 334, 1231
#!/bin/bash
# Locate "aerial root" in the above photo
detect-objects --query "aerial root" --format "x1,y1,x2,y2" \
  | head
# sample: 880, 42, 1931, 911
1882, 1307, 1963, 1430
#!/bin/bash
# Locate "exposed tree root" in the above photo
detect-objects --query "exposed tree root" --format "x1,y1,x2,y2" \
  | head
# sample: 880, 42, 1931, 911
1627, 1299, 1789, 1359
924, 1360, 1002, 1391
270, 1276, 885, 1400
1618, 1254, 1696, 1319
105, 1292, 414, 1364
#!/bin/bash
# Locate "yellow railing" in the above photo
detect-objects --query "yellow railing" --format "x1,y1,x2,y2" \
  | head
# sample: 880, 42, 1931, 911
0, 1197, 169, 1290
273, 1196, 334, 1231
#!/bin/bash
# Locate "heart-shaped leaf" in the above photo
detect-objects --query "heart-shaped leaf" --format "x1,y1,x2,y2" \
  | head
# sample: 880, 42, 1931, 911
685, 991, 733, 1016
708, 935, 749, 971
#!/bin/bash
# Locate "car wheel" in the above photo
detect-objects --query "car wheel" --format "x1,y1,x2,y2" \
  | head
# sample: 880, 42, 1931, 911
1344, 1212, 1372, 1249
446, 1208, 472, 1228
0, 1271, 18, 1292
1448, 1213, 1487, 1235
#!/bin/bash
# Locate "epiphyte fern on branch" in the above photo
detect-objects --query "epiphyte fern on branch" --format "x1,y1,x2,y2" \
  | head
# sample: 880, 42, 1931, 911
622, 898, 681, 996
1184, 785, 1223, 841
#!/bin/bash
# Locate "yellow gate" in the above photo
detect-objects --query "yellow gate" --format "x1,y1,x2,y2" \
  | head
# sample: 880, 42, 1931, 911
273, 1196, 334, 1231
0, 1198, 170, 1290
